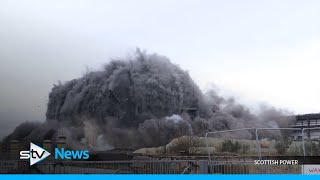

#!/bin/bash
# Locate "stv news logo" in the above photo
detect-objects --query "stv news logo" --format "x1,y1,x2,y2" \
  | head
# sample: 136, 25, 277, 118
20, 143, 50, 166
20, 142, 90, 166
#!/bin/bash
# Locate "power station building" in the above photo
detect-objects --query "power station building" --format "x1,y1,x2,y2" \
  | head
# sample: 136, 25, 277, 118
290, 113, 320, 140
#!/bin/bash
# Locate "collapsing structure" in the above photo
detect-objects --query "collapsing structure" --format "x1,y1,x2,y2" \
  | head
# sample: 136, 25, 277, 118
3, 50, 295, 150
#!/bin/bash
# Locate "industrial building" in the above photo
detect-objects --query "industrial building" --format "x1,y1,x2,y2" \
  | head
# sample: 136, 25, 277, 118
290, 113, 320, 140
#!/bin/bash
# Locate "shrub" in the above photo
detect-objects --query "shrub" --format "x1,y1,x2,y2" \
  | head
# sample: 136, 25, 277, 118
287, 145, 304, 156
221, 140, 241, 153
275, 138, 292, 155
305, 140, 320, 156
240, 143, 250, 154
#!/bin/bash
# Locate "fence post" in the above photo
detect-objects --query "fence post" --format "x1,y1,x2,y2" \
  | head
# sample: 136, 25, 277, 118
302, 129, 306, 156
205, 133, 211, 161
198, 160, 208, 174
255, 129, 261, 160
255, 129, 262, 174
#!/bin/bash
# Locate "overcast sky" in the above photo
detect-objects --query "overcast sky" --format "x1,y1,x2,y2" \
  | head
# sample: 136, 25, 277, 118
0, 0, 320, 138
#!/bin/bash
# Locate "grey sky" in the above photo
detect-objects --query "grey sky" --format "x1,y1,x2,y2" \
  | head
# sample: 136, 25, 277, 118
0, 0, 320, 138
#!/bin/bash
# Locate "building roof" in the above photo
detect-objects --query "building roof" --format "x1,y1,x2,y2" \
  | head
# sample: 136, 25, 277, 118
296, 113, 320, 120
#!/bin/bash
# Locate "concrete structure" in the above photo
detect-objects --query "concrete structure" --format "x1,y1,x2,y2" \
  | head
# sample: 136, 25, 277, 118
290, 113, 320, 140
57, 135, 67, 149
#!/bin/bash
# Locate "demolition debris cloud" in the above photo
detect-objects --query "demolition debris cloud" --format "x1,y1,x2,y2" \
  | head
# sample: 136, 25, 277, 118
3, 49, 294, 150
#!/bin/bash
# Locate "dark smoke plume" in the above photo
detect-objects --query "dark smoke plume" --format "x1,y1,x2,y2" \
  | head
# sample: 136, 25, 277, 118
3, 49, 294, 150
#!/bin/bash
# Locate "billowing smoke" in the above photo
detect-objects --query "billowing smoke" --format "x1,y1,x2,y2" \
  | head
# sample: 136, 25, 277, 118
3, 49, 294, 150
